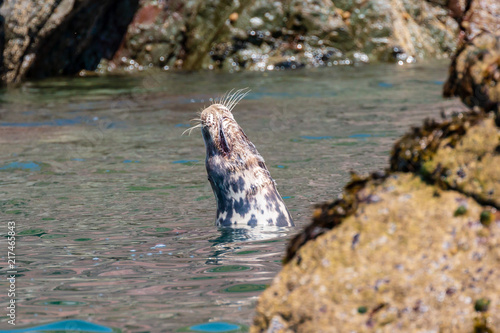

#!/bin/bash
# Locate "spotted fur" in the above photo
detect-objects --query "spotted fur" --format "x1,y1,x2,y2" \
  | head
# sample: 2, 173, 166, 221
199, 97, 294, 228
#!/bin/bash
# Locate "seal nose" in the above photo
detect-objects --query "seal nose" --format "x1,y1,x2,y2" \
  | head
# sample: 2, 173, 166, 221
201, 112, 214, 127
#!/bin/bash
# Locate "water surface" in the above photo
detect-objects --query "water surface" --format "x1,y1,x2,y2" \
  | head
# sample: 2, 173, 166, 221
0, 62, 465, 332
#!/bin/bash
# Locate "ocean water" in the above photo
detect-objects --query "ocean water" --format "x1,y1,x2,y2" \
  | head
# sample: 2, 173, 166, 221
0, 62, 466, 332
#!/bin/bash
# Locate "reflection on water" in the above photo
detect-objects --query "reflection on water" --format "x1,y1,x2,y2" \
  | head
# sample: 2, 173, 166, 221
206, 227, 292, 265
0, 62, 466, 331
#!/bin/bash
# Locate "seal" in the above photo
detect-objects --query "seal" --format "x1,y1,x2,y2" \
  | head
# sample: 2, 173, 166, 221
187, 89, 294, 228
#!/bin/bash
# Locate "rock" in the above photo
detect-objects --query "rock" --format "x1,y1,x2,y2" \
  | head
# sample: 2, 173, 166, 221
392, 114, 500, 208
328, 0, 458, 63
252, 171, 500, 332
225, 0, 458, 68
103, 3, 185, 71
0, 0, 138, 84
182, 0, 250, 70
443, 0, 500, 112
102, 0, 458, 74
0, 0, 460, 81
102, 0, 253, 72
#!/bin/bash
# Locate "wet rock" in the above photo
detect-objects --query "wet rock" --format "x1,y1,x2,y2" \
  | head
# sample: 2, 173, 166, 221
103, 0, 458, 74
228, 0, 458, 68
102, 0, 252, 73
390, 113, 482, 173
285, 111, 499, 265
443, 0, 500, 113
0, 0, 138, 84
102, 2, 185, 72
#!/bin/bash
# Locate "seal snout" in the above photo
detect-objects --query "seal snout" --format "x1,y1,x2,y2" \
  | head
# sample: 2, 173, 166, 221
201, 104, 242, 158
200, 106, 219, 128
200, 104, 232, 126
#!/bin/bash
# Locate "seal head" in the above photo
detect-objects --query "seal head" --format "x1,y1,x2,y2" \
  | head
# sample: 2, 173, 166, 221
199, 100, 294, 228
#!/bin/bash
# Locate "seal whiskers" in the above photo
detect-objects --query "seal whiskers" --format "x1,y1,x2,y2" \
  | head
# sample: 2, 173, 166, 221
197, 89, 294, 228
224, 88, 250, 111
182, 123, 202, 136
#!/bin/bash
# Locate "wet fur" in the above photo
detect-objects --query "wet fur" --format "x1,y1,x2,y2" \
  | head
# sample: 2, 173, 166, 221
200, 93, 294, 227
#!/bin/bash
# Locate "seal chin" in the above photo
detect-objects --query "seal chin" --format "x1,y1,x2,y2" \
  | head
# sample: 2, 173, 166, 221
199, 100, 294, 228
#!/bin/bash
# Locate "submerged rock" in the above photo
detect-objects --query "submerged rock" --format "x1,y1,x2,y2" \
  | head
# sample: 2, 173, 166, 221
0, 0, 138, 84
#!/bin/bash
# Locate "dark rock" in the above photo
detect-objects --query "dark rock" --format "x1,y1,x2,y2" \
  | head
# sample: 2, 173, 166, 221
273, 60, 304, 70
0, 0, 138, 84
443, 0, 500, 112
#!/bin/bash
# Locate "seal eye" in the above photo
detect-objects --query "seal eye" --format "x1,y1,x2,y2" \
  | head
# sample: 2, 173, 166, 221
219, 126, 230, 155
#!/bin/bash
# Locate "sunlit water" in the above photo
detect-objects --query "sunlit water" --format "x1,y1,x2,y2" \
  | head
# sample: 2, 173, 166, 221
0, 62, 466, 332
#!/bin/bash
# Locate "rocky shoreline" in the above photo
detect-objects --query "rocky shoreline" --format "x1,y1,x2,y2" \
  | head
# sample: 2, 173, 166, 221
251, 0, 500, 331
1, 0, 459, 84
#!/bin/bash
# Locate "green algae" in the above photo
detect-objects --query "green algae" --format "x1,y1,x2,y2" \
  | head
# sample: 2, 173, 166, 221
454, 205, 467, 216
5, 209, 23, 214
474, 298, 491, 312
357, 306, 368, 314
480, 210, 493, 226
